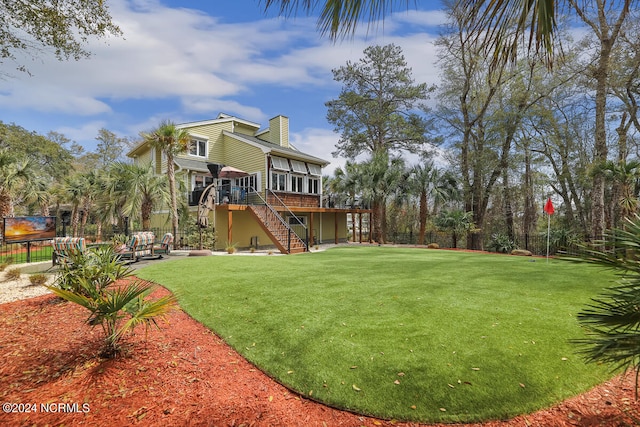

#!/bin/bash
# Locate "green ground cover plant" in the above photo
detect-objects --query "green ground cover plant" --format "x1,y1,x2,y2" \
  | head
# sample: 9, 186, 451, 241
136, 247, 617, 423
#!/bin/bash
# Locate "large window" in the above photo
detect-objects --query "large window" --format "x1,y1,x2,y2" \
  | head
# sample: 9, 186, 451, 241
269, 157, 323, 194
236, 174, 257, 190
271, 171, 287, 191
189, 139, 207, 158
291, 174, 305, 193
308, 177, 320, 194
193, 174, 214, 190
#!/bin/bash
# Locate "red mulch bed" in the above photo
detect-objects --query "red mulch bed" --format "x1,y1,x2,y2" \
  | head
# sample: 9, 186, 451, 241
1, 281, 638, 427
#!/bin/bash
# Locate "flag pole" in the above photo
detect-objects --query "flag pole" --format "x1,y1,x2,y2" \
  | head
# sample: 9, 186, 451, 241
544, 197, 554, 263
546, 211, 551, 263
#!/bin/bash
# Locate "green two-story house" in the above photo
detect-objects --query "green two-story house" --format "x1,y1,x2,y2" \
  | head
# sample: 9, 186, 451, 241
127, 113, 371, 253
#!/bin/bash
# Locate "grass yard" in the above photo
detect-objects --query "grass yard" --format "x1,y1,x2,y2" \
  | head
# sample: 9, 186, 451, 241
136, 246, 618, 424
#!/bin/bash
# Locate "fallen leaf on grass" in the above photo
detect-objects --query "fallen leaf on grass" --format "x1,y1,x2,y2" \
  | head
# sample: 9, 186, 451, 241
440, 408, 447, 412
448, 383, 455, 388
394, 380, 400, 385
519, 383, 526, 388
352, 384, 361, 392
471, 367, 480, 371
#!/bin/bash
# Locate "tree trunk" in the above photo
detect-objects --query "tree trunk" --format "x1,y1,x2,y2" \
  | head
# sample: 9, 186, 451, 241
522, 146, 537, 236
167, 152, 179, 240
418, 190, 427, 245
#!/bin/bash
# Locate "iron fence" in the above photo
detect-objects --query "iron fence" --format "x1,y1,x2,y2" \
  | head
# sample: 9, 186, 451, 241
385, 231, 578, 256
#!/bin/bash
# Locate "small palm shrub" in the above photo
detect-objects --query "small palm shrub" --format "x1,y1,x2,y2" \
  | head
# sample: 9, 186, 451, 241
225, 242, 237, 254
568, 215, 640, 398
3, 267, 21, 281
29, 274, 49, 286
48, 245, 178, 357
55, 246, 133, 296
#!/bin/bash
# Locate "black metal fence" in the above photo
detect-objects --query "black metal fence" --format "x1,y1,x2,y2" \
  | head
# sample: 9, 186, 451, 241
1, 227, 579, 265
385, 231, 577, 256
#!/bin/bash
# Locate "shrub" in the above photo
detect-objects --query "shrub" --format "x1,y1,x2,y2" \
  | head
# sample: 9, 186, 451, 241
568, 215, 640, 398
226, 242, 237, 254
3, 267, 21, 282
0, 256, 15, 272
427, 243, 439, 249
487, 233, 516, 253
55, 246, 133, 296
48, 245, 178, 357
29, 274, 49, 286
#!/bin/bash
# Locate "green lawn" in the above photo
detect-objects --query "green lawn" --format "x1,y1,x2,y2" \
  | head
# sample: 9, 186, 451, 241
136, 246, 617, 423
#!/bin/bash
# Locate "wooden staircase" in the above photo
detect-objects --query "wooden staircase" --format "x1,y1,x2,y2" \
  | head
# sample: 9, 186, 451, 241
248, 205, 307, 254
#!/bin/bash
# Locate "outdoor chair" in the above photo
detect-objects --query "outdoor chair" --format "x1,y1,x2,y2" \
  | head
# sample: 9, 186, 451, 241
116, 234, 140, 263
51, 237, 86, 266
153, 233, 173, 257
134, 231, 156, 258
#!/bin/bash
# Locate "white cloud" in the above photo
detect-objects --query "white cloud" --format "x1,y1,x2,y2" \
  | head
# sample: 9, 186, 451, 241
0, 0, 446, 160
54, 121, 109, 150
289, 128, 344, 175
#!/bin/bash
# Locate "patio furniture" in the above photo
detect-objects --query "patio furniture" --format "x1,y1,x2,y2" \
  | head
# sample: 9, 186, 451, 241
153, 233, 173, 257
116, 232, 155, 262
51, 237, 86, 266
116, 234, 141, 262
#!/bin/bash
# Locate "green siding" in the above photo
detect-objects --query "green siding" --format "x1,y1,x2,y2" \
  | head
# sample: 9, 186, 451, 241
222, 135, 266, 189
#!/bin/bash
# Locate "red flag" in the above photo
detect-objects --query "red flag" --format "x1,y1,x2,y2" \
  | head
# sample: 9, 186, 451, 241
544, 198, 555, 215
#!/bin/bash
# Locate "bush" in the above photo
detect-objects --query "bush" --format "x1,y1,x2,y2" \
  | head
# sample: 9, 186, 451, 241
29, 274, 49, 286
55, 246, 133, 296
0, 256, 15, 272
487, 233, 516, 253
568, 215, 640, 398
48, 245, 178, 357
3, 267, 21, 282
427, 243, 439, 249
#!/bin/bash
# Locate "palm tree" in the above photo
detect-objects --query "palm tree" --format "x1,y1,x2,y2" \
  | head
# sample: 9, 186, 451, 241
568, 215, 640, 398
262, 0, 558, 65
0, 150, 36, 218
599, 160, 640, 226
434, 209, 474, 249
61, 174, 86, 237
357, 152, 405, 243
109, 162, 170, 231
331, 161, 361, 208
49, 246, 177, 357
141, 121, 191, 239
406, 162, 459, 245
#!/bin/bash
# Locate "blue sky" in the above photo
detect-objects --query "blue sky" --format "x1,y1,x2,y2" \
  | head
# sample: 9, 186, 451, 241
0, 0, 447, 174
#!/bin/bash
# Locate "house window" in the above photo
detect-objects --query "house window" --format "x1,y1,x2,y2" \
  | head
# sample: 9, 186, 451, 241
235, 174, 257, 190
271, 171, 287, 191
291, 174, 305, 193
189, 139, 207, 158
308, 177, 320, 194
288, 215, 306, 226
193, 174, 214, 190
